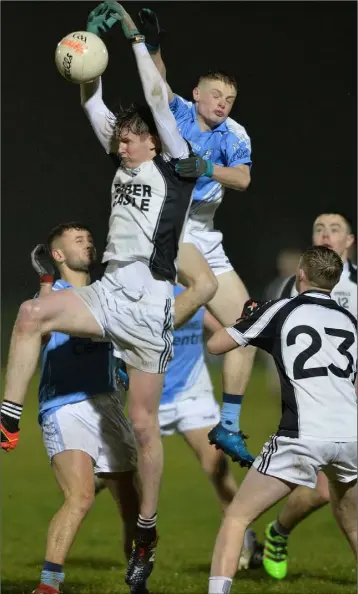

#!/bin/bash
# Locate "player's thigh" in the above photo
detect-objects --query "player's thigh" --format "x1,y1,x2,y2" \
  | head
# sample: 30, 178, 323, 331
22, 289, 103, 338
315, 471, 330, 501
207, 270, 250, 327
177, 242, 217, 288
51, 449, 95, 501
127, 366, 164, 422
227, 466, 294, 524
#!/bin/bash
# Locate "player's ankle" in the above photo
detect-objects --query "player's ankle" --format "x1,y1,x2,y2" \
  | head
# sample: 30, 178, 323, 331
209, 576, 233, 593
271, 520, 290, 538
40, 561, 65, 591
220, 394, 243, 432
136, 513, 157, 542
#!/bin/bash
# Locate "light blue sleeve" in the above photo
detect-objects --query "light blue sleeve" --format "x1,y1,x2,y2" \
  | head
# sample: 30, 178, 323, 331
169, 95, 193, 121
223, 121, 252, 167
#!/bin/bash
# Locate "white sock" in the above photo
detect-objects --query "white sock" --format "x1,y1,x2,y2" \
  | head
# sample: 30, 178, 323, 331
208, 576, 233, 594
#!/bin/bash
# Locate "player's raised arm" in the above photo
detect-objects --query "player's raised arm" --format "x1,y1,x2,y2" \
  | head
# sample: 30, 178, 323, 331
108, 2, 189, 160
137, 9, 175, 104
80, 3, 119, 153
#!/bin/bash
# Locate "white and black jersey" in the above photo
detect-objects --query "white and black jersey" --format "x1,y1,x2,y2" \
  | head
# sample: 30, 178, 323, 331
103, 152, 193, 281
81, 44, 195, 282
227, 292, 357, 441
280, 260, 357, 317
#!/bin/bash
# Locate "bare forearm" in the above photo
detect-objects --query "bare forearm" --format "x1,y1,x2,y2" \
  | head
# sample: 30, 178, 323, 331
212, 165, 251, 191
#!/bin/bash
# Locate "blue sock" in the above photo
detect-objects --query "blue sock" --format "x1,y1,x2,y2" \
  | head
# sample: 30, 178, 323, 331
41, 561, 65, 590
220, 394, 243, 432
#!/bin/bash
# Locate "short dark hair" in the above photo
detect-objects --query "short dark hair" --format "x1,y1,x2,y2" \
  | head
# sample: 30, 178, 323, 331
47, 222, 92, 251
197, 70, 238, 92
314, 211, 355, 235
300, 245, 343, 291
112, 103, 158, 140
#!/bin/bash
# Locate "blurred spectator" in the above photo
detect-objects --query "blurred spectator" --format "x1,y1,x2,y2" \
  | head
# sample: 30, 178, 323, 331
264, 248, 301, 300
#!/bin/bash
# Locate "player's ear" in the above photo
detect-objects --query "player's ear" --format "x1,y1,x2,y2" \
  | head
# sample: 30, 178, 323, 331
193, 87, 200, 102
346, 233, 355, 250
51, 247, 64, 264
149, 133, 161, 154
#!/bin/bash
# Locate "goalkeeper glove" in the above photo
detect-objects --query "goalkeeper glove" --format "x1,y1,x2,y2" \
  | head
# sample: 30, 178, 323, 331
239, 299, 267, 321
87, 2, 119, 36
1, 400, 23, 452
175, 155, 214, 179
105, 1, 143, 42
31, 244, 55, 284
138, 8, 164, 53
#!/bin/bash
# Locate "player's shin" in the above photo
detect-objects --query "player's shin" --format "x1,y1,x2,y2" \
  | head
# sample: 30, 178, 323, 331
211, 514, 246, 582
3, 305, 44, 409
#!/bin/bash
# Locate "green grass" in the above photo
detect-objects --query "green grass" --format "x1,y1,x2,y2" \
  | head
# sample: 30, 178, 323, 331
2, 365, 356, 594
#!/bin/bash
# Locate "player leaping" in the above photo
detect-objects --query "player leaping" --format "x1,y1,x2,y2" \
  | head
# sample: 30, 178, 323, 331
85, 3, 256, 467
1, 11, 196, 590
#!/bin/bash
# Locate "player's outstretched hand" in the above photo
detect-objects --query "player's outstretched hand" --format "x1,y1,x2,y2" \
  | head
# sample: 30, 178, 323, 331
31, 244, 55, 279
239, 299, 268, 321
175, 155, 214, 179
87, 2, 119, 36
138, 8, 164, 53
105, 2, 141, 40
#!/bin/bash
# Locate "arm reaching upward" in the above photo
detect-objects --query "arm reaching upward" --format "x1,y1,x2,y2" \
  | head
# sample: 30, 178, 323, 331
137, 9, 175, 103
80, 77, 117, 154
107, 2, 188, 159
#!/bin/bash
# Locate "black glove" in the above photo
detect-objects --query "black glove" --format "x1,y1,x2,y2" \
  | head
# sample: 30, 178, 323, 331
175, 155, 214, 179
239, 299, 267, 321
31, 244, 55, 282
138, 8, 164, 53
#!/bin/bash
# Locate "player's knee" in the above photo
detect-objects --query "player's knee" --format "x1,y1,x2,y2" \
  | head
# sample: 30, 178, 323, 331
16, 300, 44, 334
66, 488, 95, 516
195, 272, 218, 304
201, 447, 228, 480
130, 410, 160, 446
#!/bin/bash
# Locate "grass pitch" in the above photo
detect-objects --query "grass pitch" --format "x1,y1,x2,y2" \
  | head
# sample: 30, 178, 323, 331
2, 365, 356, 593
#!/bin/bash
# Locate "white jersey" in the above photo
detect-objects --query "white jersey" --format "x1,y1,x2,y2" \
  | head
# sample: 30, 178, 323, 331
104, 153, 193, 281
81, 44, 195, 282
227, 292, 357, 441
280, 260, 357, 317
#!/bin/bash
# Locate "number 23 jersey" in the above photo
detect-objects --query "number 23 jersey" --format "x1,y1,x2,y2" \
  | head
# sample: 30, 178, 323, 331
228, 292, 357, 441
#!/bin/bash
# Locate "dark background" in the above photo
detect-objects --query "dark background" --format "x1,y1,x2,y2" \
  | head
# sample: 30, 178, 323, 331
1, 1, 357, 348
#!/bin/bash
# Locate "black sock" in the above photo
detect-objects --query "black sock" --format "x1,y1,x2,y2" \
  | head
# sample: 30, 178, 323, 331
136, 513, 157, 542
1, 400, 23, 432
271, 520, 290, 539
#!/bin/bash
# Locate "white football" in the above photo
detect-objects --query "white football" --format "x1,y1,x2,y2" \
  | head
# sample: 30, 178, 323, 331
55, 31, 108, 84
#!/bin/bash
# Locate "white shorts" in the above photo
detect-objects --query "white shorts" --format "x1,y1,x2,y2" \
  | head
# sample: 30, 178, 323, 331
73, 261, 174, 373
254, 435, 357, 488
42, 393, 137, 474
159, 367, 220, 435
183, 218, 233, 277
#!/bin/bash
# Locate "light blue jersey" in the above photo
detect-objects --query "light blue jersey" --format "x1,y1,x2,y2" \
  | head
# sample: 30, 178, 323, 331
161, 285, 205, 405
170, 95, 252, 219
38, 280, 115, 424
